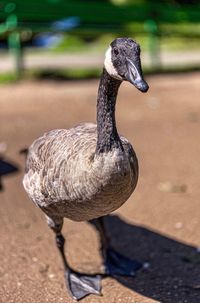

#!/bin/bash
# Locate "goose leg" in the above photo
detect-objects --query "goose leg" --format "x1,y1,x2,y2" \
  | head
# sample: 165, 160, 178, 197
46, 215, 101, 301
90, 216, 142, 277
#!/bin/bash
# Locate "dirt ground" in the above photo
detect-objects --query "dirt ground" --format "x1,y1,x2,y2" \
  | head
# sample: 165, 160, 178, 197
0, 72, 200, 303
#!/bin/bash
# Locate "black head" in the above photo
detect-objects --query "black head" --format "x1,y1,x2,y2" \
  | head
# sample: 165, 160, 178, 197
104, 37, 149, 93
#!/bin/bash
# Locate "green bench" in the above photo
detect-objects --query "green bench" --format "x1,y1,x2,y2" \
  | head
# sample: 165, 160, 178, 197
0, 0, 200, 75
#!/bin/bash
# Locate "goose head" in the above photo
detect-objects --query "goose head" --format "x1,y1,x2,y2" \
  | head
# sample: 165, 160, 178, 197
104, 37, 149, 93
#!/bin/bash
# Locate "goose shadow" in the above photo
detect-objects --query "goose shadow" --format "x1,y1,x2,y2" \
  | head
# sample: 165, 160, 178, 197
0, 156, 19, 191
101, 215, 200, 303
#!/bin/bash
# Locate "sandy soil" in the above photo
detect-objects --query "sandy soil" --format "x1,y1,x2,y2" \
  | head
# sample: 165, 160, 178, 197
0, 73, 200, 303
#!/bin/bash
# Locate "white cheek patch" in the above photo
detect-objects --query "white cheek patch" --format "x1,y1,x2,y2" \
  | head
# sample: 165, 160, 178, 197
104, 46, 123, 80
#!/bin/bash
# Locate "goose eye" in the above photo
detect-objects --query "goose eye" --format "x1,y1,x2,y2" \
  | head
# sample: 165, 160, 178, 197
113, 47, 119, 56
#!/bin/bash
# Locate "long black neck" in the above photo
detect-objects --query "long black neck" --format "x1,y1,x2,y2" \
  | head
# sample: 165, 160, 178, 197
96, 68, 123, 154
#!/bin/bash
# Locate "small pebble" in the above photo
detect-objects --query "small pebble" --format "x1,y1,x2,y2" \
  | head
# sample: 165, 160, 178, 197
48, 273, 55, 279
158, 182, 187, 193
39, 263, 49, 274
143, 262, 150, 269
175, 222, 183, 229
157, 181, 173, 193
0, 142, 7, 154
172, 184, 187, 193
32, 257, 38, 262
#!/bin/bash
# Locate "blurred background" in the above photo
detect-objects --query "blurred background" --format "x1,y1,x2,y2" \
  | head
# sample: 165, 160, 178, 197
0, 0, 200, 80
0, 1, 200, 303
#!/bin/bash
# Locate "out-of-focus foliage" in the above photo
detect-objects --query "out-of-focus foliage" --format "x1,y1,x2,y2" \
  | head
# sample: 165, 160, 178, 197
0, 0, 199, 77
111, 0, 199, 4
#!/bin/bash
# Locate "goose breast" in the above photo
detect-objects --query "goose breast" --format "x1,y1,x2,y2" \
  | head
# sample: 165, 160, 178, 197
23, 123, 138, 221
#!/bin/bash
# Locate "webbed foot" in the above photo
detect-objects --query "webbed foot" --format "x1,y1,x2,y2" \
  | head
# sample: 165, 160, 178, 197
65, 269, 101, 300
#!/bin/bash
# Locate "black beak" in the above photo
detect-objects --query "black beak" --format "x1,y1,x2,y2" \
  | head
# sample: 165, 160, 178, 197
125, 58, 149, 93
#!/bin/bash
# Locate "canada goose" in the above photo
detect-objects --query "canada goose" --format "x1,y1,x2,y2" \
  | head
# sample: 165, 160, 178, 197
23, 37, 149, 300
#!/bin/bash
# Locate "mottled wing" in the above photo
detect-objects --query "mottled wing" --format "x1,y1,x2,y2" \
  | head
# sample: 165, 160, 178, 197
23, 124, 97, 207
121, 136, 139, 186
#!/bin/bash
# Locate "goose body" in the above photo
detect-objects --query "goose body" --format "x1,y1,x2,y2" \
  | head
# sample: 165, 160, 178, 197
23, 123, 138, 222
23, 38, 149, 300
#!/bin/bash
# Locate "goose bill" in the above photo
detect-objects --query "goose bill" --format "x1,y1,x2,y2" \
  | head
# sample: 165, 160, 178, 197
126, 58, 149, 93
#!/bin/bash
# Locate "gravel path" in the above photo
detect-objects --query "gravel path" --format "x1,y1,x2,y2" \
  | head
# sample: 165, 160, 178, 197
0, 73, 200, 303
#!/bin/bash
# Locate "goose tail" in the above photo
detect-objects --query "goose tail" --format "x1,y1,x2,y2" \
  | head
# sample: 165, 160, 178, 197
19, 148, 28, 155
19, 148, 29, 160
